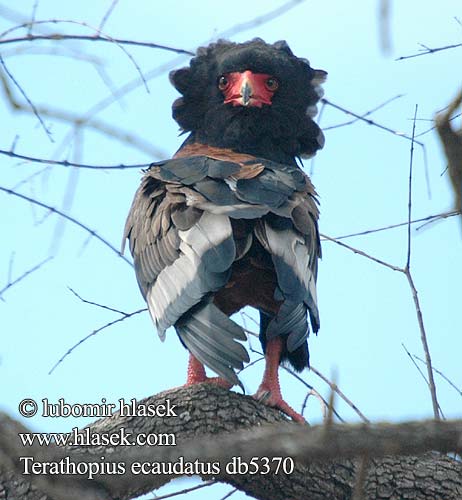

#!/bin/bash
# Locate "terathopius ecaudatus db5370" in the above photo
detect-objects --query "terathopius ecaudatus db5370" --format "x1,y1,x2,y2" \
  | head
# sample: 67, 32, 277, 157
123, 39, 326, 422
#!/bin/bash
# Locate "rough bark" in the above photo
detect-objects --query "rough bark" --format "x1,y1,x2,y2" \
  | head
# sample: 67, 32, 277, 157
1, 384, 461, 500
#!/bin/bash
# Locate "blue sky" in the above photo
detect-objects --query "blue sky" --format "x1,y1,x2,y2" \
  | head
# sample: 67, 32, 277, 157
0, 1, 461, 498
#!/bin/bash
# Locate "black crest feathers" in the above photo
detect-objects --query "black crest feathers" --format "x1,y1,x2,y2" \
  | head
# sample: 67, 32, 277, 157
169, 39, 327, 161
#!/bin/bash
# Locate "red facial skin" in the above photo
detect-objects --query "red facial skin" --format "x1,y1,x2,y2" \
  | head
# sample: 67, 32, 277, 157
219, 70, 278, 108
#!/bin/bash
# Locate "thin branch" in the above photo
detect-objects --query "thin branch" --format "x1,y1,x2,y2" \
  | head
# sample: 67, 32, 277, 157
98, 0, 119, 32
147, 480, 215, 500
63, 0, 306, 131
396, 42, 462, 61
323, 94, 404, 131
402, 343, 429, 386
320, 233, 403, 272
412, 354, 462, 397
0, 53, 53, 141
0, 19, 157, 92
28, 0, 39, 36
302, 388, 329, 421
0, 83, 167, 157
404, 271, 440, 420
0, 256, 52, 300
329, 210, 459, 240
0, 33, 194, 55
0, 58, 167, 158
67, 287, 128, 316
310, 366, 370, 423
48, 307, 146, 374
406, 105, 418, 269
218, 488, 238, 500
0, 147, 150, 169
414, 112, 462, 139
402, 344, 445, 420
0, 185, 132, 265
280, 366, 347, 422
322, 98, 425, 147
404, 105, 440, 420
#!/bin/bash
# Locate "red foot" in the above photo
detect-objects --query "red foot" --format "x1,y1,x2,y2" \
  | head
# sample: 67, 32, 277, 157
254, 384, 305, 423
253, 337, 306, 423
185, 354, 233, 389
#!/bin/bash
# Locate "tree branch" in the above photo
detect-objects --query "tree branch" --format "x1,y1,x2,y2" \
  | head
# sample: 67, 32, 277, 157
1, 385, 461, 500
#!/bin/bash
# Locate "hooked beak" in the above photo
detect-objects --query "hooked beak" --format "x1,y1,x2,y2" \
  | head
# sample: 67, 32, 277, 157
240, 77, 252, 107
222, 70, 273, 108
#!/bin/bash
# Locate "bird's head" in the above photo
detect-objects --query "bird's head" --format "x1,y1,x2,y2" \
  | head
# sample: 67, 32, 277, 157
170, 39, 327, 162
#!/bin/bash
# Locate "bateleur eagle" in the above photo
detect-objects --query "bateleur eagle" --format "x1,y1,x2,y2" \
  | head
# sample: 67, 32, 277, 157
123, 39, 326, 422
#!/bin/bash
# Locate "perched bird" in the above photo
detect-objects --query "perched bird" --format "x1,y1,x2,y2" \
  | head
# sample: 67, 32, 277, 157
123, 39, 326, 422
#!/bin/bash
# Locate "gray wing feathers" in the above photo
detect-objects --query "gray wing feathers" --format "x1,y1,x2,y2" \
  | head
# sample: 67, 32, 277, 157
176, 301, 249, 387
123, 155, 320, 381
146, 212, 235, 338
256, 219, 320, 351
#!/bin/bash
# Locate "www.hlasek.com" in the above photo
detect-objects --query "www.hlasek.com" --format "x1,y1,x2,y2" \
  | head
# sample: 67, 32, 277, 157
17, 397, 295, 479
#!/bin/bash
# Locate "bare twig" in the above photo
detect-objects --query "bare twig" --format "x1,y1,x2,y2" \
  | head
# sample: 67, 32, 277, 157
60, 0, 307, 135
322, 98, 425, 147
406, 105, 418, 269
302, 388, 329, 421
146, 480, 215, 500
329, 210, 459, 240
0, 148, 150, 169
396, 42, 462, 61
0, 185, 132, 265
0, 53, 53, 141
324, 94, 404, 131
412, 354, 462, 397
0, 256, 52, 301
48, 307, 146, 374
0, 33, 194, 55
0, 19, 156, 92
28, 0, 39, 36
414, 112, 462, 139
218, 488, 238, 500
285, 367, 344, 423
403, 105, 440, 420
98, 0, 119, 31
310, 366, 370, 423
404, 271, 440, 420
402, 343, 429, 386
67, 287, 128, 315
402, 344, 445, 420
321, 233, 402, 272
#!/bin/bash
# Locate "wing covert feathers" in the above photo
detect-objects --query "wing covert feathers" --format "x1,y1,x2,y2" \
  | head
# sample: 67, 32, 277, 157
123, 150, 320, 382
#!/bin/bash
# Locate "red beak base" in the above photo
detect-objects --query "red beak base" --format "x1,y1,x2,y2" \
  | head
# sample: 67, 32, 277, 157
221, 70, 276, 108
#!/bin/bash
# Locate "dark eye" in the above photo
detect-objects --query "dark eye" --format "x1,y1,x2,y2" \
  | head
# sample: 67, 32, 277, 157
265, 77, 279, 91
218, 75, 230, 91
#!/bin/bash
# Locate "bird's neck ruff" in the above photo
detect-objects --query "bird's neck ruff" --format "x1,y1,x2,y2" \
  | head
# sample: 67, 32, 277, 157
174, 143, 261, 165
178, 132, 301, 165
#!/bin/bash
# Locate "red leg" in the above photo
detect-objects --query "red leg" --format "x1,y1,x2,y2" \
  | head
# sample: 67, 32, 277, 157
185, 354, 232, 389
254, 338, 305, 423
